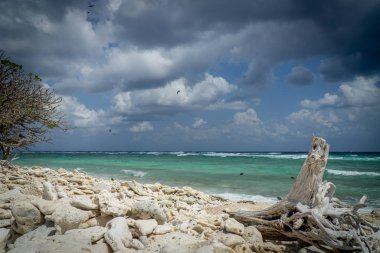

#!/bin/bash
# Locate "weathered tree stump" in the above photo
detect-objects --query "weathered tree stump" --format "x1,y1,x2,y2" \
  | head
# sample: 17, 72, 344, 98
229, 137, 379, 252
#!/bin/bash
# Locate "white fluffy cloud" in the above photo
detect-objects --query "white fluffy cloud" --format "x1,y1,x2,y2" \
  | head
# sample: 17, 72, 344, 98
113, 73, 242, 115
300, 76, 380, 110
288, 76, 380, 133
300, 93, 340, 109
228, 108, 265, 137
288, 109, 339, 129
60, 96, 121, 131
339, 76, 380, 107
231, 108, 289, 137
192, 118, 207, 129
233, 108, 261, 126
60, 96, 105, 128
129, 121, 153, 133
58, 74, 243, 134
166, 108, 290, 144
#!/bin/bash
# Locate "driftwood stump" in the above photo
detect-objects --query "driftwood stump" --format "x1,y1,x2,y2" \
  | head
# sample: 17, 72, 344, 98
230, 137, 379, 252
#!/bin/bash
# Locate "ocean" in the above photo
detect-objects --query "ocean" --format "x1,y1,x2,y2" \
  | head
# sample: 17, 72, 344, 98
12, 151, 380, 209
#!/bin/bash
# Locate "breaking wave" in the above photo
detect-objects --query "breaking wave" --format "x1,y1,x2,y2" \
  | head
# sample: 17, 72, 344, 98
327, 169, 380, 176
215, 192, 278, 204
122, 169, 147, 177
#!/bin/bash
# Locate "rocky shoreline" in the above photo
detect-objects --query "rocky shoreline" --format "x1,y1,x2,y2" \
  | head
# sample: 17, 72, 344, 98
0, 160, 378, 253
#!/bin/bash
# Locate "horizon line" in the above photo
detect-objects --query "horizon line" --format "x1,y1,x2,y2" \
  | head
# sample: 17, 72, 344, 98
16, 150, 380, 154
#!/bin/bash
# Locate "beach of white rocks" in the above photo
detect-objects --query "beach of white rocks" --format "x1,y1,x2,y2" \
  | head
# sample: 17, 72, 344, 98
1, 160, 378, 253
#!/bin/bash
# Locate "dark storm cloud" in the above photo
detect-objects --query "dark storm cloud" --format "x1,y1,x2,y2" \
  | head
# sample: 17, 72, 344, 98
0, 0, 379, 92
286, 66, 315, 86
0, 0, 110, 82
111, 0, 380, 85
304, 0, 380, 82
111, 0, 299, 48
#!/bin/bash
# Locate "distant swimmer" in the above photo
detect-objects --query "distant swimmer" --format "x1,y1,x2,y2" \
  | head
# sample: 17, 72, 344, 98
177, 90, 180, 94
240, 172, 244, 175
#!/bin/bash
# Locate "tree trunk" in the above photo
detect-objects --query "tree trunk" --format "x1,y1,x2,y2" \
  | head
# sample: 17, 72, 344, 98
0, 145, 11, 160
287, 137, 328, 205
229, 137, 379, 252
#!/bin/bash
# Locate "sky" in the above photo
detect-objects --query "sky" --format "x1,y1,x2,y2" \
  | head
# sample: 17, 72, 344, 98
1, 0, 380, 152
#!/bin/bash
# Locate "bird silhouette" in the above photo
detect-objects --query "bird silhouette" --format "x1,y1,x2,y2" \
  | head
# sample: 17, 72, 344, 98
87, 2, 94, 15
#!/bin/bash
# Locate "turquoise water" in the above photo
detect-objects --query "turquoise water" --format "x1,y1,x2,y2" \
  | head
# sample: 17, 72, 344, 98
13, 152, 380, 208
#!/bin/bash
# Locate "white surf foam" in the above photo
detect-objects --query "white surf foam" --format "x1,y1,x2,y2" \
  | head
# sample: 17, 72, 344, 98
175, 152, 199, 157
202, 152, 262, 158
134, 152, 164, 156
215, 192, 278, 204
329, 156, 380, 161
327, 169, 380, 176
122, 169, 147, 177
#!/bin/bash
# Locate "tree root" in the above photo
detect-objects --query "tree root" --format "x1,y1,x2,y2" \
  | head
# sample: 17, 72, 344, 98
229, 137, 379, 252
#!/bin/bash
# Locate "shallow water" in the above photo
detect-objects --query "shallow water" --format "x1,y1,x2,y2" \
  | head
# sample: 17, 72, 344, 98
13, 151, 380, 208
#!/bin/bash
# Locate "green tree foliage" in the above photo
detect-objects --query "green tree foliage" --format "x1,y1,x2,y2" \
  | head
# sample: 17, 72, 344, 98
0, 51, 65, 160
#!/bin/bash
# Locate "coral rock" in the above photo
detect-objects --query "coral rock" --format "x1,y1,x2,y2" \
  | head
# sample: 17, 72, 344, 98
0, 189, 22, 203
104, 217, 133, 251
0, 228, 10, 252
0, 209, 11, 219
216, 232, 245, 247
224, 218, 244, 235
70, 195, 98, 210
50, 204, 91, 234
11, 200, 43, 234
153, 224, 173, 235
42, 182, 58, 201
78, 216, 112, 229
135, 219, 158, 236
98, 190, 131, 217
131, 200, 167, 225
234, 243, 253, 253
242, 226, 263, 246
65, 226, 106, 243
14, 222, 56, 248
32, 198, 62, 215
0, 219, 11, 228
